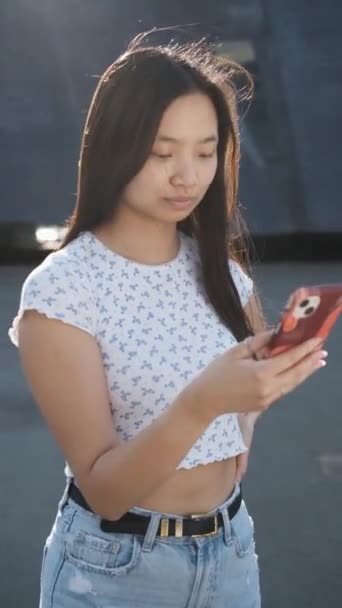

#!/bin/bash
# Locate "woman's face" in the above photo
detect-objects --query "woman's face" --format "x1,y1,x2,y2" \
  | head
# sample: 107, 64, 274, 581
119, 92, 219, 225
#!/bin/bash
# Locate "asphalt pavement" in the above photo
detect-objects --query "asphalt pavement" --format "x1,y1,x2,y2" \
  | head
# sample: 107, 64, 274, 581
1, 261, 341, 608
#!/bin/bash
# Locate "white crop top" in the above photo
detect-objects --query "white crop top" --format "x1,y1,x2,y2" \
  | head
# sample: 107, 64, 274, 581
9, 230, 253, 472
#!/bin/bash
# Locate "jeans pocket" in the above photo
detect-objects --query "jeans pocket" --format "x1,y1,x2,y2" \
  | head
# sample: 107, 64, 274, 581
65, 530, 141, 576
231, 501, 255, 558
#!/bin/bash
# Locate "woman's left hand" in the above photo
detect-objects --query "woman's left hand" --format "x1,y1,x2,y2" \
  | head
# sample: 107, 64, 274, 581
236, 414, 257, 484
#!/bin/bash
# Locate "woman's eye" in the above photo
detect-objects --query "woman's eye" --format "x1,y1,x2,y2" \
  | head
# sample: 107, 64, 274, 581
153, 153, 172, 159
152, 152, 215, 160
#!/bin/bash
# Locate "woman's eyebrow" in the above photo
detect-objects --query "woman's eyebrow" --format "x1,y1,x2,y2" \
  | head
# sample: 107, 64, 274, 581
156, 135, 218, 144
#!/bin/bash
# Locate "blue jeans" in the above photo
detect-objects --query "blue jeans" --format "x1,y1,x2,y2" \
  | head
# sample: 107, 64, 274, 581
39, 482, 261, 607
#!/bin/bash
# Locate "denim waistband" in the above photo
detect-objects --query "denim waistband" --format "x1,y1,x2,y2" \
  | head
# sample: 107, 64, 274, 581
59, 478, 241, 551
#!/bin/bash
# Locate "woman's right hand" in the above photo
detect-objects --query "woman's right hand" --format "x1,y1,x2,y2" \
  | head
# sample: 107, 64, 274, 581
188, 331, 327, 419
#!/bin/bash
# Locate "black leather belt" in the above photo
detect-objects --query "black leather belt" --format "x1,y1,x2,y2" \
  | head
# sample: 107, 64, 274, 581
68, 482, 242, 538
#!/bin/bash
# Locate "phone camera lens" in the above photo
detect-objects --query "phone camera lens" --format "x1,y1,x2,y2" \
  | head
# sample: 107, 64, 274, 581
304, 306, 315, 316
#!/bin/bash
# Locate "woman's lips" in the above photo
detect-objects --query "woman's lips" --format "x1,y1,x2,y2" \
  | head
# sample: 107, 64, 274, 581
164, 197, 195, 209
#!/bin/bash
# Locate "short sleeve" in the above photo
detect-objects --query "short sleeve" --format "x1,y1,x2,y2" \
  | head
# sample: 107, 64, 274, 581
228, 259, 254, 307
8, 254, 97, 347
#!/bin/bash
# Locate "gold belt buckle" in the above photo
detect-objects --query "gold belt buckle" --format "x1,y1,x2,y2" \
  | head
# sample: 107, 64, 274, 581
160, 518, 184, 537
190, 512, 219, 538
159, 513, 219, 538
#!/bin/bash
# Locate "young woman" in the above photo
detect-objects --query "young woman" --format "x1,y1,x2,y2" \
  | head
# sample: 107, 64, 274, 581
9, 35, 327, 607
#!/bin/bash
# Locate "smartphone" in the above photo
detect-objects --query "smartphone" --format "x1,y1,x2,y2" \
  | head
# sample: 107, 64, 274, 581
265, 284, 342, 357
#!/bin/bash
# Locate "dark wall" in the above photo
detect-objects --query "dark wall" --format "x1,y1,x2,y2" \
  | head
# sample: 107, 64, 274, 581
1, 0, 342, 233
1, 1, 126, 224
255, 0, 342, 233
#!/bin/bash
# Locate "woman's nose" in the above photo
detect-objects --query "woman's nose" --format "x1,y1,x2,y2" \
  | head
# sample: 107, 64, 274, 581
170, 162, 197, 188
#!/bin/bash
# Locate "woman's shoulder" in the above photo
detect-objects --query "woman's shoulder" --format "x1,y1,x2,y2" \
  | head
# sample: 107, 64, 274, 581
9, 233, 97, 347
24, 231, 92, 283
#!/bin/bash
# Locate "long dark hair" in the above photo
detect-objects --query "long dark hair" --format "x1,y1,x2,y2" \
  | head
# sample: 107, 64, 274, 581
61, 33, 261, 341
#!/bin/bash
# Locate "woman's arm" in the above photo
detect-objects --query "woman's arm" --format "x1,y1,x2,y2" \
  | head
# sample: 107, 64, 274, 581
18, 311, 215, 521
18, 309, 322, 520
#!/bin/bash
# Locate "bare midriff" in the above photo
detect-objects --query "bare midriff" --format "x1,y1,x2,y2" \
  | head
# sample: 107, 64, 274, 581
137, 456, 238, 516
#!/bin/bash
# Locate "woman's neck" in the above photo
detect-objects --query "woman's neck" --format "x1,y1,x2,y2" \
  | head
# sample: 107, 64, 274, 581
93, 217, 180, 265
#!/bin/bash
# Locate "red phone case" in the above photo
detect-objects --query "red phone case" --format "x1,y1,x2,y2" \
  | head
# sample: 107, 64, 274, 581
266, 284, 342, 356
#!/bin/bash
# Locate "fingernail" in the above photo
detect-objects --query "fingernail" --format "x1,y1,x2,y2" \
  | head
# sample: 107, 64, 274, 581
317, 360, 327, 368
321, 350, 328, 358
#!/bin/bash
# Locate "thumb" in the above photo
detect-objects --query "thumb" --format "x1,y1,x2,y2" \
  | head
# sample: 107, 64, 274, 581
232, 330, 274, 360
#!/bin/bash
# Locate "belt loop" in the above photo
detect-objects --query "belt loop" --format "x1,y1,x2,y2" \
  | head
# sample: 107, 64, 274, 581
220, 505, 232, 545
58, 477, 72, 513
141, 512, 161, 552
219, 482, 240, 545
